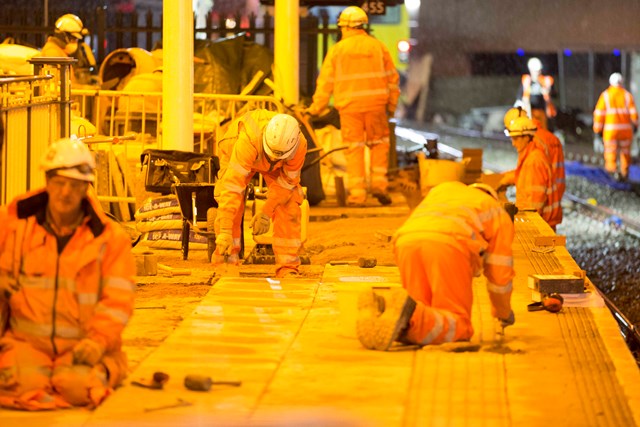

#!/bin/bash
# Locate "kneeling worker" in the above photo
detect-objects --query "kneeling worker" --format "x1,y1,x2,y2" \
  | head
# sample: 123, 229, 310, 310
213, 110, 307, 278
0, 137, 135, 410
357, 182, 515, 350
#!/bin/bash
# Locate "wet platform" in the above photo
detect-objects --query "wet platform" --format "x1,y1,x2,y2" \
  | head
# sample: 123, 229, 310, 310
3, 211, 640, 426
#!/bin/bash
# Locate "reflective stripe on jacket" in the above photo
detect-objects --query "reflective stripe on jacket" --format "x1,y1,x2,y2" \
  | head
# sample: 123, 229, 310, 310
515, 142, 553, 223
522, 74, 556, 118
215, 109, 307, 231
532, 121, 564, 227
0, 187, 136, 358
311, 30, 400, 114
393, 181, 515, 290
593, 86, 638, 141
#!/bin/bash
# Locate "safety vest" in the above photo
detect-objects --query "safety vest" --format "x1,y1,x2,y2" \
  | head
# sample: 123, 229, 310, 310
311, 30, 400, 114
393, 181, 515, 289
593, 85, 638, 142
0, 188, 135, 359
514, 141, 554, 225
532, 121, 565, 227
522, 74, 557, 118
214, 109, 307, 231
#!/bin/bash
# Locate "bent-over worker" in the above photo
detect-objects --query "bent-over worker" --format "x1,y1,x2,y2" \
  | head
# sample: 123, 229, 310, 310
356, 182, 516, 350
213, 110, 307, 278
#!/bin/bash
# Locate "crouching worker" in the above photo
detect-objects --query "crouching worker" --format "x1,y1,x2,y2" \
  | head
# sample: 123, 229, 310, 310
213, 110, 307, 278
0, 137, 135, 410
357, 182, 515, 350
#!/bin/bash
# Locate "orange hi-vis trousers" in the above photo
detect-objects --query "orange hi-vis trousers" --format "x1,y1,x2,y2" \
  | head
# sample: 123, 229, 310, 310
394, 232, 475, 345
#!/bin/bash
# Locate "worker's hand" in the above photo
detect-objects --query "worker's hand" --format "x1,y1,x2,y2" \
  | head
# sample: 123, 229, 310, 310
72, 338, 105, 367
251, 212, 271, 236
0, 273, 19, 300
498, 310, 515, 328
215, 230, 233, 256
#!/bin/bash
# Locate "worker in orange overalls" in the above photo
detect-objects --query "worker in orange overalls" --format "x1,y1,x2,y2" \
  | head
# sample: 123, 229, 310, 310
306, 6, 400, 206
40, 14, 97, 86
499, 116, 555, 229
213, 110, 307, 278
0, 137, 135, 410
517, 57, 557, 130
501, 107, 564, 229
593, 72, 638, 182
356, 182, 516, 351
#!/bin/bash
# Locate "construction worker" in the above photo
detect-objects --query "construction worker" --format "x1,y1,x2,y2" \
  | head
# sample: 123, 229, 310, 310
40, 14, 94, 85
517, 57, 557, 130
593, 72, 638, 182
0, 137, 135, 410
356, 182, 515, 351
501, 107, 564, 229
499, 116, 555, 230
213, 110, 307, 278
306, 6, 400, 206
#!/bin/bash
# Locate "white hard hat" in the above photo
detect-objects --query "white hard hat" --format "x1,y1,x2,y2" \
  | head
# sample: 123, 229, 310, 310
504, 116, 537, 138
55, 14, 85, 40
41, 137, 96, 182
470, 183, 499, 201
263, 114, 301, 160
609, 72, 624, 86
527, 57, 543, 73
337, 6, 368, 28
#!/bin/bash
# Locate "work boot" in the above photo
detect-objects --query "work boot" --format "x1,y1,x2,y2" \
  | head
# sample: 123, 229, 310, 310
356, 288, 416, 351
371, 190, 392, 206
346, 189, 367, 207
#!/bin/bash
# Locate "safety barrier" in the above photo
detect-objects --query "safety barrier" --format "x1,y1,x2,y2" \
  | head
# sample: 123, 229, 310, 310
67, 87, 285, 220
0, 58, 75, 205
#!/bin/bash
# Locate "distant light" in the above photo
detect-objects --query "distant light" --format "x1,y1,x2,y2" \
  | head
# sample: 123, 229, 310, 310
564, 49, 572, 57
397, 39, 411, 53
225, 18, 236, 29
405, 0, 420, 15
613, 49, 621, 57
516, 49, 525, 57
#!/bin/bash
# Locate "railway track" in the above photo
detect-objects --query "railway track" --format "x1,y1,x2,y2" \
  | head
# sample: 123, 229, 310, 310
395, 123, 640, 364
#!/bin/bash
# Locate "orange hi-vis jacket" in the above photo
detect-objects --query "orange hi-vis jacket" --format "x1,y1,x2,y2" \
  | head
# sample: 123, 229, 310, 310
514, 141, 554, 224
532, 120, 565, 227
521, 74, 556, 118
593, 85, 638, 142
0, 187, 135, 385
310, 29, 400, 114
215, 110, 308, 232
394, 181, 515, 293
40, 36, 77, 85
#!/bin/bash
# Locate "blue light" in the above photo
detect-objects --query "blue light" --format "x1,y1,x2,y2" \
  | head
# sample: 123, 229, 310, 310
516, 49, 525, 56
564, 48, 572, 57
613, 49, 621, 56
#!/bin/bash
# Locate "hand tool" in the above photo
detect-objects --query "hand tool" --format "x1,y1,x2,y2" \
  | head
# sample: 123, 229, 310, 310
144, 398, 192, 412
527, 293, 564, 313
131, 371, 170, 390
184, 374, 242, 391
329, 257, 377, 268
157, 263, 191, 277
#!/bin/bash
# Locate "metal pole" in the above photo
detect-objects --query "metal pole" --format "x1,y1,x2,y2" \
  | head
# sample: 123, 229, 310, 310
274, 0, 299, 105
557, 50, 566, 110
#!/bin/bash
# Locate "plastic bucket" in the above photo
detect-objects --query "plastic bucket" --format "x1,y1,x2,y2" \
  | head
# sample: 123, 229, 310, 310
418, 155, 467, 194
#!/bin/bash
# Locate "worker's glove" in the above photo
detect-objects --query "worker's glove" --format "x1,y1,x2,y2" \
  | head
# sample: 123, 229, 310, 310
215, 230, 233, 256
251, 212, 271, 236
304, 106, 319, 117
498, 310, 515, 328
72, 338, 105, 367
0, 274, 19, 300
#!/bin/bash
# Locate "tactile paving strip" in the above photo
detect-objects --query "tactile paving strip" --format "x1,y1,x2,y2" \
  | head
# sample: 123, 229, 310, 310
516, 214, 635, 426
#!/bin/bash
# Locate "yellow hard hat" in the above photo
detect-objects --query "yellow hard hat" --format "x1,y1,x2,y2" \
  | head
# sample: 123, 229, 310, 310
503, 106, 528, 130
337, 6, 368, 28
55, 14, 86, 40
504, 116, 537, 138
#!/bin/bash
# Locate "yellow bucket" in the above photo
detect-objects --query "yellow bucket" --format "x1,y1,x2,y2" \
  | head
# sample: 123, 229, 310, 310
418, 154, 468, 194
